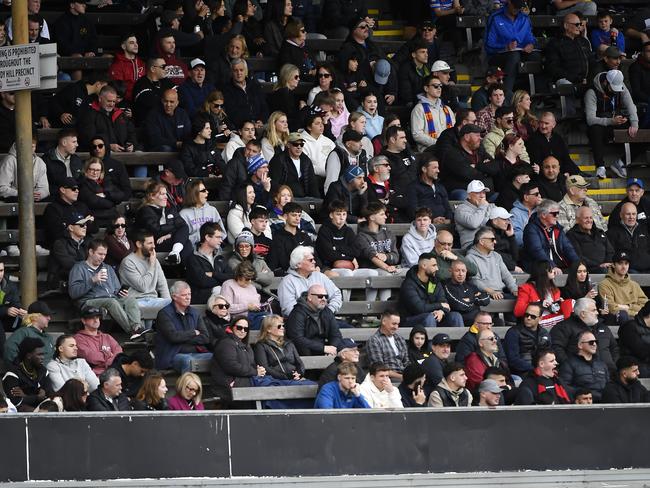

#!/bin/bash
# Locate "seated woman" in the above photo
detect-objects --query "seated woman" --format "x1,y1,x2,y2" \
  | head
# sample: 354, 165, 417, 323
198, 90, 234, 146
357, 91, 384, 140
52, 378, 88, 412
514, 261, 572, 329
180, 179, 226, 247
226, 183, 256, 243
227, 230, 274, 292
268, 184, 316, 238
329, 88, 350, 139
131, 372, 169, 411
308, 63, 337, 106
167, 372, 205, 411
220, 261, 267, 330
223, 120, 256, 161
371, 113, 401, 156
253, 314, 308, 382
104, 214, 133, 269
407, 326, 432, 364
335, 111, 374, 158
301, 112, 336, 188
204, 293, 232, 348
263, 0, 294, 57
135, 181, 192, 264
77, 157, 120, 228
561, 260, 614, 323
278, 19, 316, 82
267, 64, 304, 131
261, 111, 290, 162
512, 90, 538, 142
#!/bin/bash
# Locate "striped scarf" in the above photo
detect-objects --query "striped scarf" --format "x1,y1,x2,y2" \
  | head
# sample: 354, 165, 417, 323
422, 102, 453, 139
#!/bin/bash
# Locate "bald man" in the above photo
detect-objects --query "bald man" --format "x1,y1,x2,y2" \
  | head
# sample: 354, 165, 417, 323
144, 88, 191, 152
607, 202, 650, 272
431, 229, 477, 281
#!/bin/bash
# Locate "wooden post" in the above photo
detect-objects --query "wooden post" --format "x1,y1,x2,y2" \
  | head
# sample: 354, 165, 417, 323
12, 0, 37, 305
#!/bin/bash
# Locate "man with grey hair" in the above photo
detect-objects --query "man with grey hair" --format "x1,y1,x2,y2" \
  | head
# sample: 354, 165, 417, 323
86, 368, 130, 411
154, 280, 211, 373
132, 56, 176, 124
551, 297, 619, 372
522, 198, 579, 274
277, 246, 343, 316
557, 175, 607, 231
465, 226, 518, 301
566, 206, 613, 273
223, 57, 268, 129
455, 180, 496, 249
366, 154, 409, 222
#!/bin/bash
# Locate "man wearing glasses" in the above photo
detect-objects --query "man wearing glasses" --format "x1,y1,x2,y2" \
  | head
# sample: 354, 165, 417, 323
511, 182, 542, 247
268, 132, 320, 198
559, 330, 609, 402
47, 213, 90, 291
503, 303, 551, 376
481, 106, 530, 162
410, 74, 456, 152
43, 177, 96, 247
522, 198, 579, 274
464, 328, 513, 391
455, 311, 507, 364
132, 57, 175, 125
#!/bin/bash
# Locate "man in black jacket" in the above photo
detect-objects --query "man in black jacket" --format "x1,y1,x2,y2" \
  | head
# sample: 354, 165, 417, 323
559, 330, 609, 402
407, 154, 453, 223
267, 202, 315, 276
321, 0, 370, 38
567, 206, 614, 273
86, 368, 130, 412
318, 339, 365, 388
49, 75, 107, 127
379, 126, 417, 194
285, 286, 343, 356
220, 139, 262, 201
398, 39, 430, 106
144, 89, 191, 152
42, 128, 83, 197
269, 132, 320, 198
608, 178, 650, 228
606, 202, 650, 272
602, 356, 650, 403
455, 311, 507, 364
222, 58, 269, 129
543, 13, 592, 87
132, 57, 176, 125
618, 302, 650, 377
398, 253, 464, 327
0, 259, 23, 339
54, 0, 97, 57
2, 337, 52, 412
527, 112, 581, 176
629, 41, 650, 111
338, 17, 385, 83
46, 213, 89, 291
537, 156, 567, 203
185, 223, 232, 304
443, 260, 490, 326
515, 348, 572, 405
42, 177, 96, 247
422, 333, 452, 394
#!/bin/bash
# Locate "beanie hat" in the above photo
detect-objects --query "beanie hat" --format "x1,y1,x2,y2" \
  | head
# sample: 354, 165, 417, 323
235, 229, 255, 248
343, 165, 364, 183
247, 154, 267, 175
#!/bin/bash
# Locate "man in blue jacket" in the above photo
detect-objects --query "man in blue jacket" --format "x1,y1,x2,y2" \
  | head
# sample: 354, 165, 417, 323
178, 58, 216, 117
484, 0, 538, 101
314, 362, 371, 409
144, 89, 191, 152
522, 198, 579, 274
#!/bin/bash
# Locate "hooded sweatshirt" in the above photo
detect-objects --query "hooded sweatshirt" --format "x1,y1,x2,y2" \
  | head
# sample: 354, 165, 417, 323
465, 246, 518, 294
109, 52, 146, 101
584, 72, 638, 128
179, 203, 226, 245
598, 268, 649, 317
400, 223, 437, 267
0, 143, 49, 200
410, 94, 456, 152
358, 374, 405, 409
301, 129, 337, 177
428, 378, 473, 407
358, 108, 384, 139
354, 222, 400, 269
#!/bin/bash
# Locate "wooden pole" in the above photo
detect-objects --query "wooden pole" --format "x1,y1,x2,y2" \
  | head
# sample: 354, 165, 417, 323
12, 0, 37, 305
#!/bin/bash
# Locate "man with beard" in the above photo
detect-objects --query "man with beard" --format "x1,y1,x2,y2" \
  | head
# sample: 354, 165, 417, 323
407, 154, 453, 223
602, 356, 650, 403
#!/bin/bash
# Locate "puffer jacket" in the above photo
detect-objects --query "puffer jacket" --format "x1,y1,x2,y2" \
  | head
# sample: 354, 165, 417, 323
398, 265, 448, 317
619, 315, 650, 364
253, 338, 305, 379
179, 139, 226, 178
211, 333, 256, 395
567, 224, 614, 273
606, 221, 650, 272
559, 354, 609, 401
78, 100, 138, 150
503, 324, 551, 375
544, 34, 591, 83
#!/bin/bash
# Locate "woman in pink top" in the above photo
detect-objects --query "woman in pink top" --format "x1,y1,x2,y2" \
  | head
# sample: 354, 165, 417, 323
220, 261, 267, 330
167, 372, 205, 411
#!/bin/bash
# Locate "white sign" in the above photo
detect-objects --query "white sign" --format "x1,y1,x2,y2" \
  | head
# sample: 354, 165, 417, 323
0, 43, 40, 92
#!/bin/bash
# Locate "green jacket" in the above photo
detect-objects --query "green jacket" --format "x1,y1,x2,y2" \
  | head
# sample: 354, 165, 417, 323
4, 326, 55, 365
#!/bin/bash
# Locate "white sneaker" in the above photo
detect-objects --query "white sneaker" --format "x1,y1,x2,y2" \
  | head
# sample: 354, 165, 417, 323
610, 159, 627, 178
35, 245, 50, 256
596, 166, 607, 179
6, 245, 19, 256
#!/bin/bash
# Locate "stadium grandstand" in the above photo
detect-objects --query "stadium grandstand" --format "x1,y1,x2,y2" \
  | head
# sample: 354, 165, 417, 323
1, 0, 650, 484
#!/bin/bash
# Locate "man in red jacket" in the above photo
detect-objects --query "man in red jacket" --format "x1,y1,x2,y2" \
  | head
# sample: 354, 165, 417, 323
109, 33, 145, 102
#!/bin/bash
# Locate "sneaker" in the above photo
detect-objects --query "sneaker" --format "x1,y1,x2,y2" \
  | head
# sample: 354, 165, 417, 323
596, 166, 607, 179
35, 245, 50, 256
610, 159, 627, 178
164, 253, 181, 265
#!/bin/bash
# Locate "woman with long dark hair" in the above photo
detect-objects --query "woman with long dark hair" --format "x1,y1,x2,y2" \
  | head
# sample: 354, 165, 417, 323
226, 183, 256, 242
53, 378, 88, 412
263, 0, 294, 57
514, 261, 572, 329
104, 214, 134, 268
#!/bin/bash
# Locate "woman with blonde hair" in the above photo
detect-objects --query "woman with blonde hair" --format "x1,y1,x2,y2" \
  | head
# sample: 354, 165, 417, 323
512, 90, 538, 141
261, 111, 290, 161
268, 184, 316, 237
268, 63, 304, 130
132, 372, 169, 411
180, 179, 226, 246
199, 90, 235, 144
168, 372, 205, 410
253, 315, 307, 381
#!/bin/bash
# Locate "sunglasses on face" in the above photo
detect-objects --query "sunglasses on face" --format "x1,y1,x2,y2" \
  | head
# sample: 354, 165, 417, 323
524, 313, 539, 319
234, 324, 249, 331
275, 323, 285, 329
293, 74, 300, 80
212, 103, 223, 108
113, 223, 126, 229
422, 27, 435, 31
216, 303, 230, 309
91, 143, 104, 149
73, 223, 87, 228
65, 187, 79, 192
318, 73, 332, 78
429, 84, 443, 89
310, 293, 329, 299
290, 142, 304, 147
581, 339, 598, 346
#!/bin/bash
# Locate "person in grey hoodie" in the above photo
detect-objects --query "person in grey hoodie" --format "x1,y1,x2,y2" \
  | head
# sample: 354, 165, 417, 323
277, 246, 343, 317
68, 239, 142, 334
409, 73, 456, 152
464, 227, 518, 301
0, 140, 49, 201
454, 180, 496, 250
585, 69, 639, 179
401, 207, 437, 267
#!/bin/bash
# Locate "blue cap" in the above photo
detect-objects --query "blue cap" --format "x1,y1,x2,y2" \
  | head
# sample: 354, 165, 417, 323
343, 165, 365, 183
374, 59, 391, 85
626, 177, 644, 189
247, 154, 267, 175
338, 338, 358, 352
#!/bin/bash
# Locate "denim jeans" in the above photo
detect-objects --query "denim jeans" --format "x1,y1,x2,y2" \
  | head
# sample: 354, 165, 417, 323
404, 311, 464, 328
172, 352, 213, 374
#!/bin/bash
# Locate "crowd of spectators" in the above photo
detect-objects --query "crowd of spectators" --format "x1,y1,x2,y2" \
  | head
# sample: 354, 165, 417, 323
0, 0, 650, 412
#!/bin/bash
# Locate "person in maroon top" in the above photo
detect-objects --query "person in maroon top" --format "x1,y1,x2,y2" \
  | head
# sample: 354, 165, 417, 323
104, 215, 133, 269
168, 372, 205, 410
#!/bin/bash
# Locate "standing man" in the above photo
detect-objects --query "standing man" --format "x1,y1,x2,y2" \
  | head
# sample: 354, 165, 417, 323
366, 310, 410, 380
109, 33, 145, 101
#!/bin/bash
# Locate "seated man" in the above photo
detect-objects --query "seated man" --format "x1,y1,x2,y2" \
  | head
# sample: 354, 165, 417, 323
522, 199, 579, 273
527, 112, 581, 176
277, 246, 343, 317
0, 137, 49, 202
2, 337, 53, 412
566, 206, 614, 274
314, 362, 371, 409
558, 175, 607, 231
285, 284, 343, 356
484, 0, 538, 101
154, 281, 211, 373
464, 328, 512, 392
399, 252, 464, 328
267, 202, 315, 276
511, 182, 542, 247
428, 362, 473, 407
318, 339, 365, 388
599, 251, 649, 320
324, 130, 368, 194
3, 301, 53, 364
49, 75, 107, 128
607, 203, 650, 272
602, 356, 650, 403
619, 302, 650, 377
74, 307, 122, 375
109, 350, 153, 400
68, 239, 142, 336
86, 368, 130, 411
551, 297, 619, 373
269, 132, 319, 198
322, 165, 370, 224
585, 70, 638, 179
475, 84, 505, 135
366, 155, 410, 223
455, 311, 507, 364
407, 154, 453, 224
398, 363, 428, 407
609, 178, 650, 228
132, 57, 176, 125
119, 230, 172, 317
486, 206, 520, 272
503, 302, 551, 376
401, 207, 438, 268
574, 389, 593, 404
366, 310, 410, 380
431, 229, 477, 281
422, 333, 452, 393
471, 69, 505, 113
46, 334, 99, 393
47, 213, 89, 291
455, 180, 496, 250
515, 348, 572, 405
559, 330, 609, 402
410, 74, 456, 152
465, 226, 519, 301
144, 88, 191, 152
398, 39, 432, 106
477, 379, 503, 407
379, 126, 417, 197
443, 260, 490, 327
629, 42, 650, 126
185, 223, 232, 304
482, 106, 529, 161
358, 362, 405, 409
178, 58, 216, 117
537, 156, 567, 203
109, 34, 145, 102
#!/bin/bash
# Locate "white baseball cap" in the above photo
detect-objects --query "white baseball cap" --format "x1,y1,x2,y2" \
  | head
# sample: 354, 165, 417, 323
467, 180, 490, 193
606, 70, 624, 92
489, 207, 513, 219
190, 58, 206, 69
431, 60, 452, 72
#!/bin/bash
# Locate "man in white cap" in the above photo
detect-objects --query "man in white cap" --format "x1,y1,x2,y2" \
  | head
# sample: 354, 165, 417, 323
585, 69, 638, 179
558, 174, 607, 231
431, 59, 460, 111
178, 58, 216, 117
454, 180, 496, 249
487, 206, 522, 272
